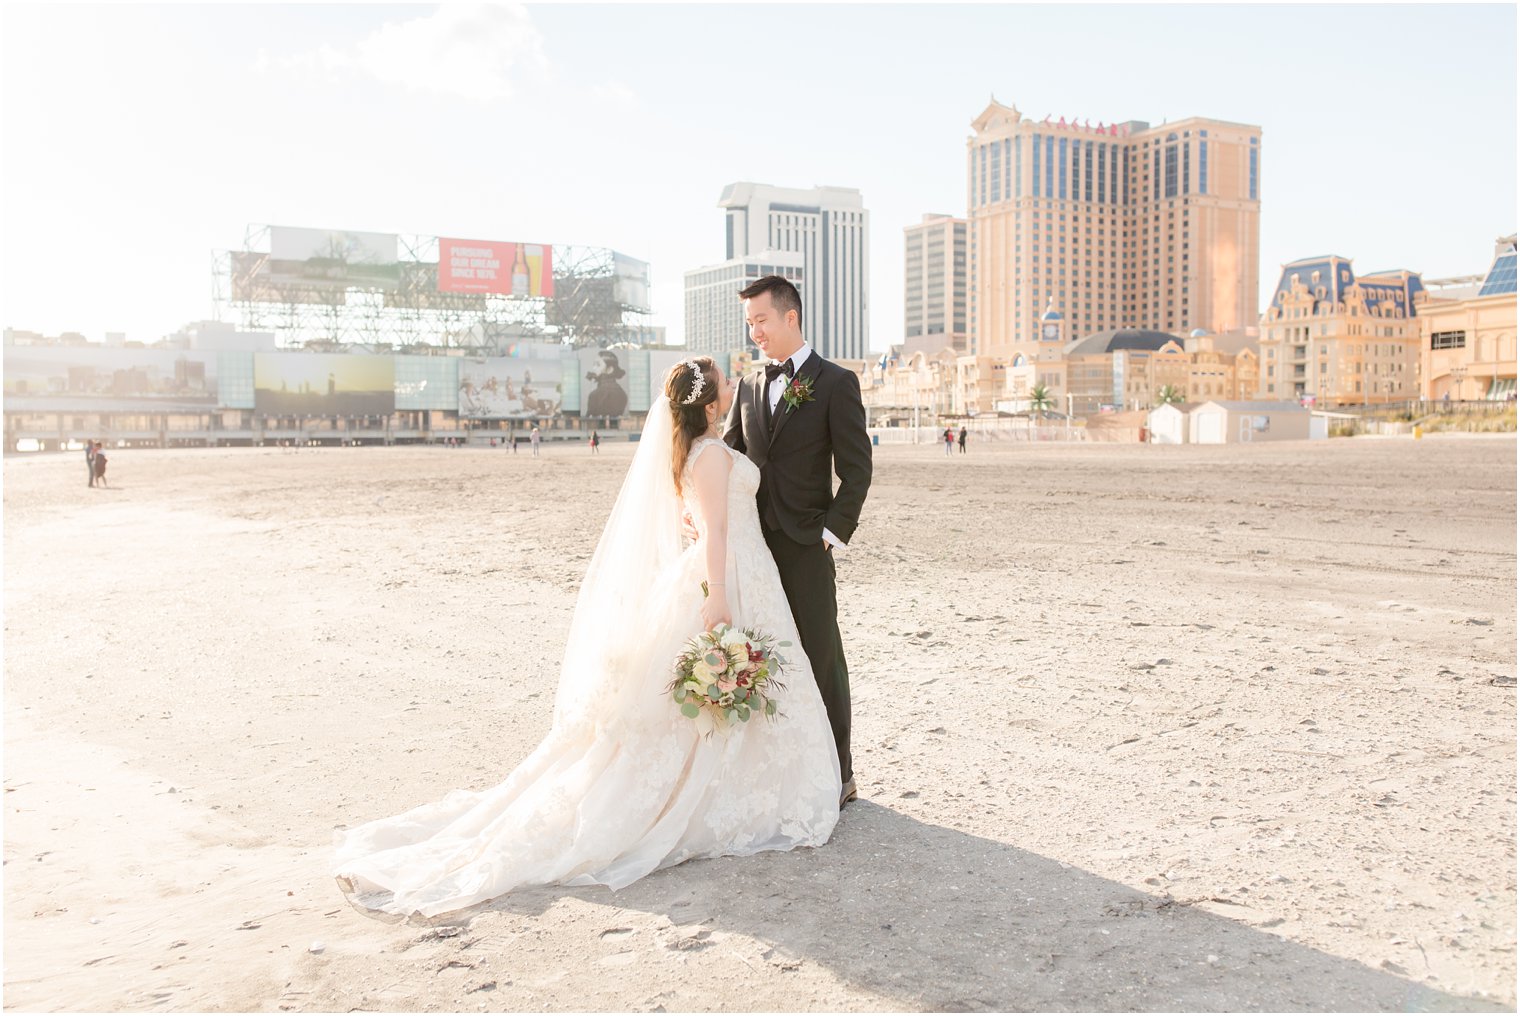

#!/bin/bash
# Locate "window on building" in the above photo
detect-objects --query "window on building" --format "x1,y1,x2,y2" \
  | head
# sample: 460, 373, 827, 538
1431, 330, 1467, 350
1044, 133, 1055, 199
1014, 134, 1022, 199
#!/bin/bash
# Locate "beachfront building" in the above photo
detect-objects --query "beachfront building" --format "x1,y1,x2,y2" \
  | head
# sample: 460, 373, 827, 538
1418, 236, 1517, 402
965, 98, 1261, 364
1256, 256, 1425, 407
1062, 328, 1189, 416
1189, 400, 1312, 443
954, 356, 1008, 415
3, 331, 690, 451
860, 347, 959, 425
683, 250, 806, 360
920, 316, 1262, 419
904, 214, 968, 355
713, 182, 870, 361
993, 305, 1070, 413
1184, 328, 1260, 402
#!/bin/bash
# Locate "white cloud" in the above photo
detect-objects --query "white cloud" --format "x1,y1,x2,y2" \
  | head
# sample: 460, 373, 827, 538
278, 3, 549, 102
585, 80, 637, 108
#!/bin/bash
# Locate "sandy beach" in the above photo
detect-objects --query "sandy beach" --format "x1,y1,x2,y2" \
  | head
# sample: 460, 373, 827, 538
4, 435, 1515, 1012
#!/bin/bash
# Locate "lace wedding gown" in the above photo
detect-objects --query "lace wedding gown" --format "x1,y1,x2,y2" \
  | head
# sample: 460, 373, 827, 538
334, 437, 841, 917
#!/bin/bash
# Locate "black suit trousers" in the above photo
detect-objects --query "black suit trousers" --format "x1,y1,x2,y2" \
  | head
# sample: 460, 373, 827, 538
764, 526, 851, 783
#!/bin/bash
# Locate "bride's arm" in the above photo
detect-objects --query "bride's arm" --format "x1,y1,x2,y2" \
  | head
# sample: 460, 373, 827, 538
691, 444, 733, 629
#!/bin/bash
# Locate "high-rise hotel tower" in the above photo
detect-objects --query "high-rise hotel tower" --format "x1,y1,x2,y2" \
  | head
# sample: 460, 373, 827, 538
966, 99, 1260, 362
715, 182, 869, 361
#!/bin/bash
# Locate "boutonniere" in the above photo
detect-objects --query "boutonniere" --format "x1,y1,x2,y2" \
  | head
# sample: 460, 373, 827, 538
780, 374, 815, 413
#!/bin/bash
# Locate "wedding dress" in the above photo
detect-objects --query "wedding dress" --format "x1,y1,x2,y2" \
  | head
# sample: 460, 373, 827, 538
334, 407, 841, 918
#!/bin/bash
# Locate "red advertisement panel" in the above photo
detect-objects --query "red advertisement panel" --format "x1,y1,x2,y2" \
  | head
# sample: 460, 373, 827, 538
437, 239, 554, 298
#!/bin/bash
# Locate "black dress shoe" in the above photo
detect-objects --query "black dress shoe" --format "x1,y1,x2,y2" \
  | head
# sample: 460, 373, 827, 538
839, 777, 858, 808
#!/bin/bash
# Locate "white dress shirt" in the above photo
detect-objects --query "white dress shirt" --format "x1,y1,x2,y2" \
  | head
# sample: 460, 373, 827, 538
766, 343, 846, 554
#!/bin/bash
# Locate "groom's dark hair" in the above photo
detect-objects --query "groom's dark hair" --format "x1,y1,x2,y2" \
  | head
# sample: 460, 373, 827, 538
739, 275, 802, 330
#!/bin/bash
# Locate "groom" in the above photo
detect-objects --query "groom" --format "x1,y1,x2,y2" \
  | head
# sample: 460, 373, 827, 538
723, 275, 873, 807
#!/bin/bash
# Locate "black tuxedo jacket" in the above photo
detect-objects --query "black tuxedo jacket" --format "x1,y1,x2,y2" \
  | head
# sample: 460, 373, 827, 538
722, 351, 873, 547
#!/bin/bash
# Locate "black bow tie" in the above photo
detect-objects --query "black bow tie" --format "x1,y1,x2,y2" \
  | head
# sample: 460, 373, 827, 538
764, 359, 796, 383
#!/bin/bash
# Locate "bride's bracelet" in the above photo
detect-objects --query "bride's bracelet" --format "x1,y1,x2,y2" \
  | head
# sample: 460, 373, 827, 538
707, 582, 726, 588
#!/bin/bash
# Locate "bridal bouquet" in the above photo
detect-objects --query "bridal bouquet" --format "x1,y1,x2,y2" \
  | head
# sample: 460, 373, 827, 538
669, 621, 789, 737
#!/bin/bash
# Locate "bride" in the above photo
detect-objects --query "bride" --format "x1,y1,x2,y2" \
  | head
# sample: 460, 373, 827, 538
334, 357, 842, 918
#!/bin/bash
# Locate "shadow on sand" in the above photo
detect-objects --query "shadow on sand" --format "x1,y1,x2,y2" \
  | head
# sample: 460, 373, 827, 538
425, 800, 1503, 1012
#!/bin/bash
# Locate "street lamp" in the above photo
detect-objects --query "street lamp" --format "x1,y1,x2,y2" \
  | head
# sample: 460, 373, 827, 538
1451, 365, 1468, 403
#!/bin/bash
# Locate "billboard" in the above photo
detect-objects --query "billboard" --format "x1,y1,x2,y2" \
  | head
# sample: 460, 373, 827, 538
579, 348, 630, 417
231, 228, 401, 306
438, 239, 554, 297
458, 350, 564, 419
254, 353, 395, 416
575, 348, 689, 417
270, 226, 398, 265
613, 253, 652, 312
231, 251, 399, 305
2, 346, 221, 405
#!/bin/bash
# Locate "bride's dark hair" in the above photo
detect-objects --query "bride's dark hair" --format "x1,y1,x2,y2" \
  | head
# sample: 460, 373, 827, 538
664, 357, 721, 496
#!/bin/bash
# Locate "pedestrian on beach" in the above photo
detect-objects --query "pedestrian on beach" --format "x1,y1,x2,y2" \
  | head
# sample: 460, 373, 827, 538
943, 427, 954, 456
958, 426, 968, 454
92, 446, 109, 488
589, 430, 600, 455
530, 426, 541, 458
85, 440, 97, 487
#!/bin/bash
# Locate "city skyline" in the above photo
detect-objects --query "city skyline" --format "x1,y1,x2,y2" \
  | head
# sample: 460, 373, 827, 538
2, 3, 1514, 352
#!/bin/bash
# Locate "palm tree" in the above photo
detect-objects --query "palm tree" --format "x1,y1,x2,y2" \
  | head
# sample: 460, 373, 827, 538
1028, 383, 1054, 418
1156, 384, 1185, 407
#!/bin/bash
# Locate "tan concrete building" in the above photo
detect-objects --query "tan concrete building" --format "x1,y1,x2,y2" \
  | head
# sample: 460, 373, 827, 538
904, 214, 968, 355
860, 348, 958, 423
966, 98, 1261, 365
956, 356, 1006, 415
1256, 256, 1425, 407
944, 314, 1261, 417
1185, 328, 1260, 402
1418, 236, 1516, 402
993, 306, 1069, 413
1060, 329, 1190, 415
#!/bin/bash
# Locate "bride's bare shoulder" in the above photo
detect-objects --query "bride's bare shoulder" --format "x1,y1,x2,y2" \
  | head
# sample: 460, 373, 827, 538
689, 438, 734, 471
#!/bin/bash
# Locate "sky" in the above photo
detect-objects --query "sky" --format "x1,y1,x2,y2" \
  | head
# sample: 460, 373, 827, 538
2, 2, 1515, 352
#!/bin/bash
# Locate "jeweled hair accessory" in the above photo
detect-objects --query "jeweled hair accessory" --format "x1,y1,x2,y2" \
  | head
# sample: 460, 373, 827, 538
680, 360, 706, 405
